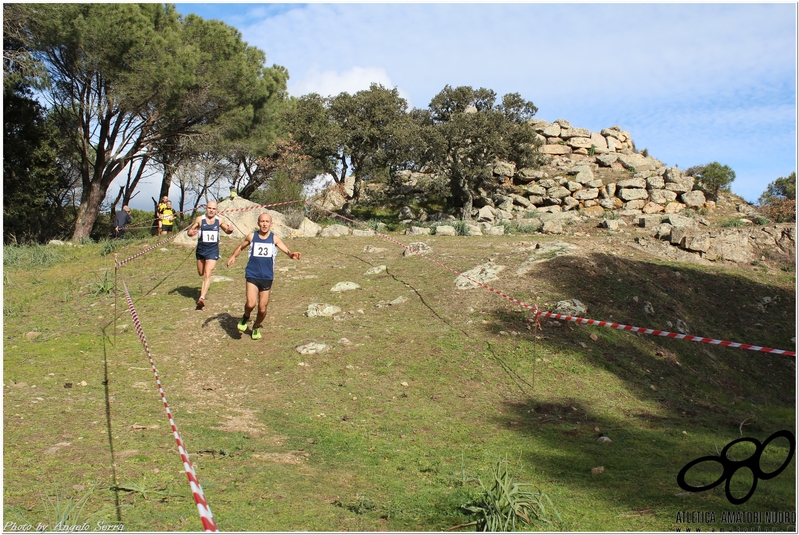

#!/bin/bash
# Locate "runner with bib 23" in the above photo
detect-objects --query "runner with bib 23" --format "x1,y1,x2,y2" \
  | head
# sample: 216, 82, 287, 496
226, 212, 301, 340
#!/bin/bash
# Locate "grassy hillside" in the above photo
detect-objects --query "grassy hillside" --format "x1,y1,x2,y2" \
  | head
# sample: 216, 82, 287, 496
3, 220, 795, 531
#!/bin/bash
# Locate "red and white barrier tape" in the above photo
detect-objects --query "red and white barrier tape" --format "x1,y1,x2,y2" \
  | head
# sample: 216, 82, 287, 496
122, 282, 219, 532
312, 203, 796, 357
216, 198, 303, 215
123, 198, 303, 230
115, 229, 185, 268
116, 199, 304, 267
535, 311, 795, 356
124, 205, 201, 230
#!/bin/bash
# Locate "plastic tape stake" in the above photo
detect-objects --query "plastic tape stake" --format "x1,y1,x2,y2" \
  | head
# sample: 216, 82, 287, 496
122, 282, 219, 532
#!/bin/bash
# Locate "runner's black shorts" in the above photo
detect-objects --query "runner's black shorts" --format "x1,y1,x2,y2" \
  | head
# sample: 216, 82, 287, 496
246, 278, 273, 292
196, 250, 220, 261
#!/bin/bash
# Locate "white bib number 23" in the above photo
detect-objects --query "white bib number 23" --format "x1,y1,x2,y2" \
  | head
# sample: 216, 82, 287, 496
253, 243, 276, 258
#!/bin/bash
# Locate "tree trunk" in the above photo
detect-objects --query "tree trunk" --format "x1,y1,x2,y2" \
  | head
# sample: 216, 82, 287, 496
461, 187, 474, 220
450, 174, 473, 220
70, 181, 106, 241
177, 182, 187, 226
159, 166, 173, 201
352, 175, 362, 203
124, 154, 150, 206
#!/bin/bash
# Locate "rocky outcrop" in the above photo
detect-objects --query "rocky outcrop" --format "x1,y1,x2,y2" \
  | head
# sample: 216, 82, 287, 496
637, 218, 795, 264
171, 197, 333, 247
392, 120, 715, 226
491, 118, 715, 221
529, 119, 634, 157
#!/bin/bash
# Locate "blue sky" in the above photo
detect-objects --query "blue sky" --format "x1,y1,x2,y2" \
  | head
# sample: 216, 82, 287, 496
164, 2, 796, 205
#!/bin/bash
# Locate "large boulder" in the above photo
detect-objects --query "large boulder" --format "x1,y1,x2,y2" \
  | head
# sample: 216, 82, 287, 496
704, 229, 755, 263
573, 188, 599, 201
476, 205, 496, 223
590, 131, 609, 151
553, 299, 587, 317
516, 168, 548, 183
320, 224, 350, 237
649, 189, 678, 204
455, 262, 506, 290
568, 165, 594, 184
406, 226, 431, 236
567, 137, 593, 150
681, 190, 707, 208
493, 161, 516, 177
523, 183, 547, 197
293, 218, 322, 238
618, 188, 649, 201
560, 126, 591, 139
664, 169, 695, 193
617, 153, 659, 172
542, 123, 561, 137
547, 186, 571, 199
540, 144, 572, 155
320, 187, 346, 210
596, 153, 619, 167
434, 225, 457, 236
617, 178, 647, 189
403, 242, 433, 256
173, 198, 293, 247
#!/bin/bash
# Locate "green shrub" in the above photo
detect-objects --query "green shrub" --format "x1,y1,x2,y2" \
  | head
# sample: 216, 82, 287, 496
7, 481, 107, 529
460, 459, 560, 531
688, 162, 736, 201
759, 172, 796, 204
90, 271, 115, 297
720, 218, 746, 228
515, 223, 541, 234
3, 244, 63, 269
99, 239, 119, 257
250, 171, 306, 207
366, 219, 386, 231
454, 220, 469, 236
759, 198, 796, 223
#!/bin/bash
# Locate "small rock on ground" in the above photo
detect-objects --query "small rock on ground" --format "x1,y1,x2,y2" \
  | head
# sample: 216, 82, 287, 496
295, 342, 329, 355
330, 282, 361, 292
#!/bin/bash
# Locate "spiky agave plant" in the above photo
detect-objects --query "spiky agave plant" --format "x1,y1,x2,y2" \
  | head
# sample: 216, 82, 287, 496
460, 459, 560, 531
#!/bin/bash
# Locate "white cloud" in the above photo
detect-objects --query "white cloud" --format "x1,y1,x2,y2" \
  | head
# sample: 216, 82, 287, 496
289, 65, 414, 108
208, 3, 795, 201
242, 3, 794, 107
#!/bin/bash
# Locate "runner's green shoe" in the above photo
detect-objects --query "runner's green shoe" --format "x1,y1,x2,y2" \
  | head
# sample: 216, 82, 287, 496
237, 316, 248, 332
251, 326, 262, 340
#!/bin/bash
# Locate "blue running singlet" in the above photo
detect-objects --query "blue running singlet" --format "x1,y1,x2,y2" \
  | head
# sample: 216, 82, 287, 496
196, 216, 221, 260
245, 232, 276, 280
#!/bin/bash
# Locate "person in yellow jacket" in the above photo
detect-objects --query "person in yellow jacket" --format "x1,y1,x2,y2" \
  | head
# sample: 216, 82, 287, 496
158, 200, 176, 235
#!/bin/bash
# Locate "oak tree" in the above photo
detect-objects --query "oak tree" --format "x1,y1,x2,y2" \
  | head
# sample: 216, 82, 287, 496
419, 85, 543, 218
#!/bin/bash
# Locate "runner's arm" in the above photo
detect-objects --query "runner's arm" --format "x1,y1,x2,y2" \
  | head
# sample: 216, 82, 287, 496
274, 235, 300, 260
226, 233, 254, 267
186, 217, 201, 237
